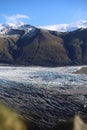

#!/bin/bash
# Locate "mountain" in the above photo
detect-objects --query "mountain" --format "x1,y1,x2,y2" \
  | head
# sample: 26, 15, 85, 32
40, 20, 87, 32
0, 23, 87, 66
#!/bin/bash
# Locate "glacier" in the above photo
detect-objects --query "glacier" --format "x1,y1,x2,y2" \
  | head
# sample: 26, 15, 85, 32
0, 66, 87, 129
0, 66, 87, 90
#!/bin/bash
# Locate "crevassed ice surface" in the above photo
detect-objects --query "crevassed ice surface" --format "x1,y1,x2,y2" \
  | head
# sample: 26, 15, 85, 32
0, 66, 87, 91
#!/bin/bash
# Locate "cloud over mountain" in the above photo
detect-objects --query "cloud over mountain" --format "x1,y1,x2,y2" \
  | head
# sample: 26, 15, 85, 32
39, 20, 87, 32
3, 14, 30, 24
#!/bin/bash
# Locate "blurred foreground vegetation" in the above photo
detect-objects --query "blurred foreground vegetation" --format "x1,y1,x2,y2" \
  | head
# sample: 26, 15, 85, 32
0, 103, 26, 130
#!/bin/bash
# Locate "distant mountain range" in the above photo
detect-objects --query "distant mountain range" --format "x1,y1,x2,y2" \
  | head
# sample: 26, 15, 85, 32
0, 21, 87, 66
0, 20, 87, 34
40, 20, 87, 32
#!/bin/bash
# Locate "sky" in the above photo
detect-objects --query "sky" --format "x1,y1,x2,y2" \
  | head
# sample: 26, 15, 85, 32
0, 0, 87, 26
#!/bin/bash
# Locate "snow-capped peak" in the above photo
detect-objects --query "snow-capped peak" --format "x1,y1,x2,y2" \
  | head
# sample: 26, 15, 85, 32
0, 22, 35, 35
7, 22, 24, 29
39, 20, 87, 32
0, 20, 87, 35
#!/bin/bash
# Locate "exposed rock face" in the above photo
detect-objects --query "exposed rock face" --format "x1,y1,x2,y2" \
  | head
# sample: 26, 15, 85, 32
60, 28, 87, 65
75, 67, 87, 74
0, 26, 87, 66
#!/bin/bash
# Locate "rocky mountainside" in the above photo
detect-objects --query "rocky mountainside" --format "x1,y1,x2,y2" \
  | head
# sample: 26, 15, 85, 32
0, 24, 87, 66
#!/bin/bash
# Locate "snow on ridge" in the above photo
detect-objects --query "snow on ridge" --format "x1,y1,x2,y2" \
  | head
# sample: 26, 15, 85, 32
39, 20, 87, 32
0, 22, 23, 35
0, 22, 35, 35
0, 20, 87, 35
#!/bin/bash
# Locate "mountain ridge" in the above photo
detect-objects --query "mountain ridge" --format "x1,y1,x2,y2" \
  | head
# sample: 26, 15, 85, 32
0, 23, 87, 66
0, 20, 87, 34
39, 20, 87, 32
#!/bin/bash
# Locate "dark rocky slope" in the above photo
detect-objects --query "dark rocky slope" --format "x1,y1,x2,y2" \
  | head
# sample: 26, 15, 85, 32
0, 27, 87, 66
59, 28, 87, 65
75, 67, 87, 74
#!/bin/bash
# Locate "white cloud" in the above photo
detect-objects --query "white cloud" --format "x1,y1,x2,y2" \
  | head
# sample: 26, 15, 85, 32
4, 14, 30, 23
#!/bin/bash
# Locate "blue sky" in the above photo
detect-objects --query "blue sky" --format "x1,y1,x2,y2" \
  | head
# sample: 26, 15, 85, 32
0, 0, 87, 26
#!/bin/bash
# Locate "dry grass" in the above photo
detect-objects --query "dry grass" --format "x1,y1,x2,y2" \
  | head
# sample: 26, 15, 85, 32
0, 103, 26, 130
